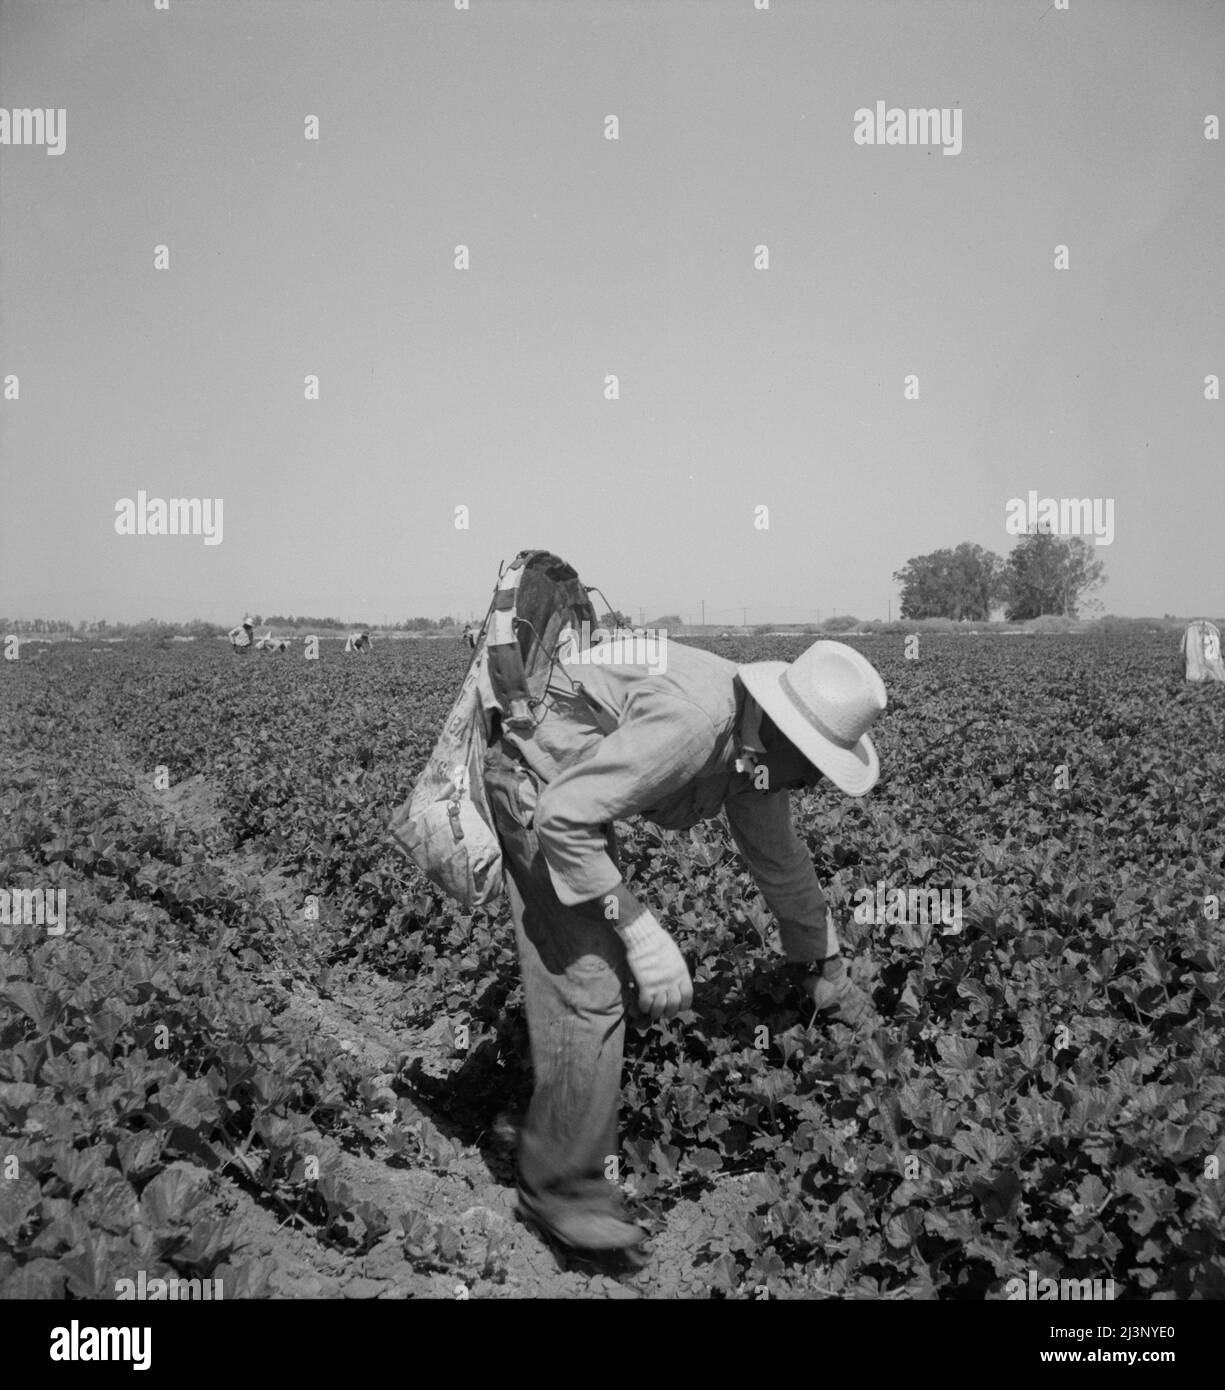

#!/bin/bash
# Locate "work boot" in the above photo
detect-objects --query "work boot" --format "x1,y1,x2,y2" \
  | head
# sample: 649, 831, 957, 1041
515, 1197, 650, 1258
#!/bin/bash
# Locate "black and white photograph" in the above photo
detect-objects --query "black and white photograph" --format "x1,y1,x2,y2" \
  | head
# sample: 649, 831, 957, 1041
1, 0, 1222, 1349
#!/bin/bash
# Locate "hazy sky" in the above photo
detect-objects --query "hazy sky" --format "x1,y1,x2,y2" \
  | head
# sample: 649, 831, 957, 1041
2, 0, 1222, 625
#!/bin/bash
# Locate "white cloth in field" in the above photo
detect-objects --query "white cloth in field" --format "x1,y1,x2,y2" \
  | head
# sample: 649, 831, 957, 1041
1182, 620, 1225, 682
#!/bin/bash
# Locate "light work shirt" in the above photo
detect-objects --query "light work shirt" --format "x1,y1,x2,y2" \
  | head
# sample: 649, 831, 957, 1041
501, 639, 833, 962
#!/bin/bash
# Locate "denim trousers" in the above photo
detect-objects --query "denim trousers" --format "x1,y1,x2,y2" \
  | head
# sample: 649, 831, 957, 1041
483, 737, 633, 1233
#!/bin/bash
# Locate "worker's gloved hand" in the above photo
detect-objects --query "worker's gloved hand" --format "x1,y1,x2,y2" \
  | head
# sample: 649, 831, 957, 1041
613, 909, 694, 1022
790, 954, 877, 1027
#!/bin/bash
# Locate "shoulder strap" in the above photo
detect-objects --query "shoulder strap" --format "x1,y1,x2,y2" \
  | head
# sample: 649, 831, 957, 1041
485, 553, 535, 729
485, 550, 601, 731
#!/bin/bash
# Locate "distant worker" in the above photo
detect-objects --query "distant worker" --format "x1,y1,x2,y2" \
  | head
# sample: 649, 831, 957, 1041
228, 617, 254, 654
463, 624, 480, 650
345, 630, 371, 653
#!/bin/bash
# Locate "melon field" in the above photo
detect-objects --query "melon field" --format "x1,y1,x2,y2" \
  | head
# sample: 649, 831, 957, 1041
2, 633, 1223, 1299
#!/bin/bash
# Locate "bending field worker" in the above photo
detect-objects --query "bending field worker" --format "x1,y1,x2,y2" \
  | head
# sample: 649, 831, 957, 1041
487, 631, 887, 1257
228, 617, 254, 654
390, 551, 890, 1262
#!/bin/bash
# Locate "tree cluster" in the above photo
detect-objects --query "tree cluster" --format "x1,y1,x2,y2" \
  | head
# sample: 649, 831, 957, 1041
893, 531, 1105, 621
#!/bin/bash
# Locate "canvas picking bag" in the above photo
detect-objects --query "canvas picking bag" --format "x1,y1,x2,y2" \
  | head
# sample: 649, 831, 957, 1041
388, 549, 607, 909
1182, 619, 1225, 683
388, 647, 504, 908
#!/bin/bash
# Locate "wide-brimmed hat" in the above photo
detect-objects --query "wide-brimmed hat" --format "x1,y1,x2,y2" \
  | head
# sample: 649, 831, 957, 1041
242, 618, 253, 628
738, 641, 887, 796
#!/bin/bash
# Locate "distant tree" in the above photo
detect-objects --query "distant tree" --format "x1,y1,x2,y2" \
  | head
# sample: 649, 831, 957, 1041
893, 542, 1006, 620
1003, 530, 1105, 619
647, 614, 685, 628
133, 619, 177, 641
822, 614, 860, 633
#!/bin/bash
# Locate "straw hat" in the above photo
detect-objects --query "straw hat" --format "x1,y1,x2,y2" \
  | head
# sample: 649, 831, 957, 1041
738, 641, 887, 796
